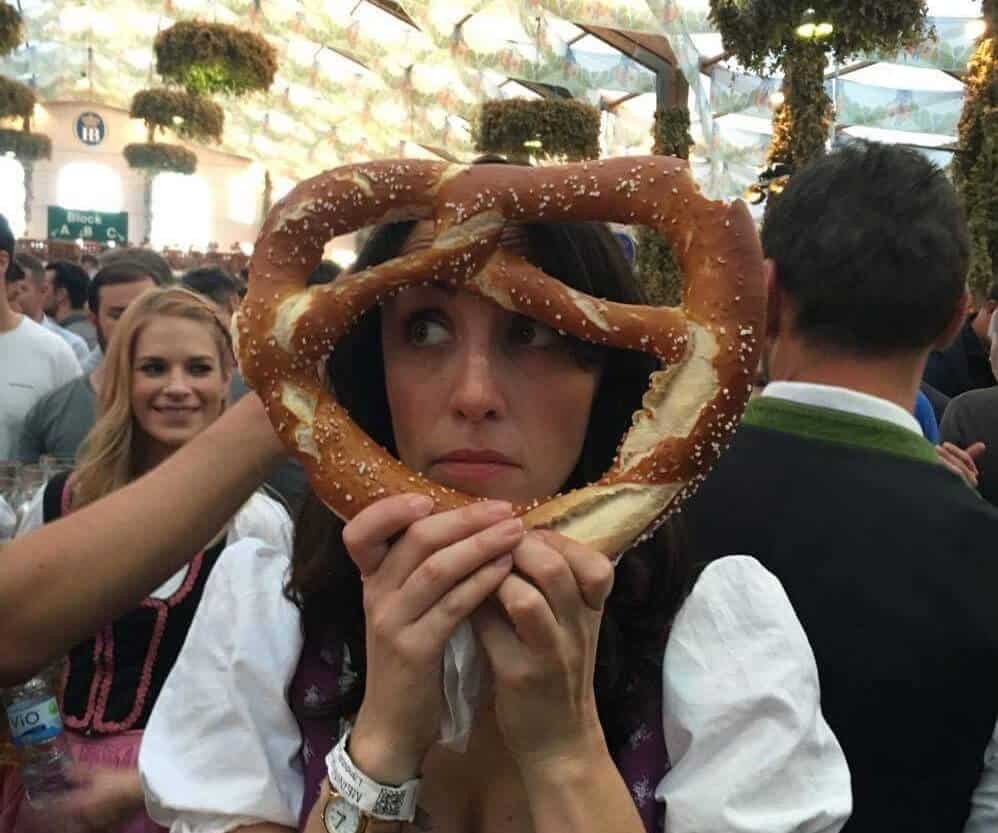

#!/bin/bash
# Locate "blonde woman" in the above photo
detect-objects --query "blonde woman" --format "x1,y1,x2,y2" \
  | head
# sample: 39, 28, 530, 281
2, 287, 292, 833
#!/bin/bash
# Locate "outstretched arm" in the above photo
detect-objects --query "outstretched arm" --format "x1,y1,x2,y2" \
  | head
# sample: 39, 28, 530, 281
0, 393, 285, 685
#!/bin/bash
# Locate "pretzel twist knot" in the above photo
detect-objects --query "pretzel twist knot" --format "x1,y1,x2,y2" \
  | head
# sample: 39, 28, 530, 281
236, 156, 765, 558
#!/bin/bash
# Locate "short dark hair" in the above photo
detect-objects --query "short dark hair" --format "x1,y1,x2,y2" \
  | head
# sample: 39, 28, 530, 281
0, 213, 15, 282
88, 260, 161, 315
181, 266, 241, 307
81, 253, 100, 268
16, 252, 44, 280
46, 260, 90, 308
762, 141, 969, 355
100, 247, 174, 285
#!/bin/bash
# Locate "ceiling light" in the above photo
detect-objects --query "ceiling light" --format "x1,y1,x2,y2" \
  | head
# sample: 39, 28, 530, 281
966, 19, 988, 40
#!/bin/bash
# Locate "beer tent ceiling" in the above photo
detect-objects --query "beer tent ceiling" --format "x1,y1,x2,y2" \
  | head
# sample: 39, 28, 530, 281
0, 0, 984, 200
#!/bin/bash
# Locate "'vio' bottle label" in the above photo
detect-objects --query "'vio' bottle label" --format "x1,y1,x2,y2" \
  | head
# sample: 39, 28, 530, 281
5, 697, 63, 746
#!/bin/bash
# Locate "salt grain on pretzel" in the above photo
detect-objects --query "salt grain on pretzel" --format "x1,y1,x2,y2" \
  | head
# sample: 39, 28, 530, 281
236, 156, 766, 558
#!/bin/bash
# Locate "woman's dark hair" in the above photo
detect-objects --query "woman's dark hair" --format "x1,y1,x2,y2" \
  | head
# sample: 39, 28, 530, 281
286, 216, 692, 757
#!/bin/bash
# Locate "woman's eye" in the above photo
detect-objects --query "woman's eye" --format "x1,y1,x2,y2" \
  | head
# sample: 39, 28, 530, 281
509, 316, 560, 348
139, 361, 164, 375
189, 362, 213, 376
405, 314, 449, 346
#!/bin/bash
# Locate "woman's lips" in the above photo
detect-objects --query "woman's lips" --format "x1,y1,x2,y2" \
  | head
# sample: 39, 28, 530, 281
431, 450, 519, 482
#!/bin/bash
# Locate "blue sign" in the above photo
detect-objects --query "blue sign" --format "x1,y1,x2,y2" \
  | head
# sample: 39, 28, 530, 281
75, 111, 106, 146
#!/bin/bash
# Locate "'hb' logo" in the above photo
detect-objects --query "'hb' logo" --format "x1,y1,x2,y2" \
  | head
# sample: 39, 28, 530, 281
75, 112, 105, 146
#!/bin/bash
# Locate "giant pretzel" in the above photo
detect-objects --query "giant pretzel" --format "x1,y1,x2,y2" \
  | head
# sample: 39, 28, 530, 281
236, 157, 765, 557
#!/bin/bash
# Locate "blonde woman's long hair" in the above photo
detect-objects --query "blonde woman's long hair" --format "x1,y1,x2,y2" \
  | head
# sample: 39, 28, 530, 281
72, 286, 233, 509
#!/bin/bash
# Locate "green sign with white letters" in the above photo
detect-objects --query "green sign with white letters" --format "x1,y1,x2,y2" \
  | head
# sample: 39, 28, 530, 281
47, 206, 128, 243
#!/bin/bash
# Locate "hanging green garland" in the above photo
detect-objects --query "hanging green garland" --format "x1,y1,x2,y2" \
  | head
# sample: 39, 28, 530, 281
0, 2, 22, 58
473, 98, 600, 162
708, 1, 930, 74
955, 25, 998, 299
635, 107, 693, 306
155, 21, 277, 97
124, 143, 197, 175
130, 88, 225, 144
709, 1, 932, 180
0, 128, 49, 161
0, 76, 34, 123
768, 40, 832, 169
0, 77, 51, 162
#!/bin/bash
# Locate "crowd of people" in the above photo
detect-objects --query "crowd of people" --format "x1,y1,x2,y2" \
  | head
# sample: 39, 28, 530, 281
0, 140, 996, 833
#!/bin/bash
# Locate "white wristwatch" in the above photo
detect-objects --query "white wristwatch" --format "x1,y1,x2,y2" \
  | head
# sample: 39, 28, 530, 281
322, 789, 400, 833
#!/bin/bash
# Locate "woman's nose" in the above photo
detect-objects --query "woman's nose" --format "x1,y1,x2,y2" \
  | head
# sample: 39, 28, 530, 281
448, 348, 506, 422
163, 369, 192, 396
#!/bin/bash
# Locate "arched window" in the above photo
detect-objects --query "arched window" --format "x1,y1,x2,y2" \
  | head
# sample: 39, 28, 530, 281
56, 162, 123, 212
150, 173, 211, 250
0, 157, 26, 236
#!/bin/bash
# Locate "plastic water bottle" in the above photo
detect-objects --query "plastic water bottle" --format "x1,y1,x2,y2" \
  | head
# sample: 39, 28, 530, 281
2, 671, 77, 827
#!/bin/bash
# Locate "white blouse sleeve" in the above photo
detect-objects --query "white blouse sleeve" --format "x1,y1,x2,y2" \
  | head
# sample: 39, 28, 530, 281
139, 539, 305, 833
655, 555, 852, 833
227, 490, 294, 554
964, 719, 998, 832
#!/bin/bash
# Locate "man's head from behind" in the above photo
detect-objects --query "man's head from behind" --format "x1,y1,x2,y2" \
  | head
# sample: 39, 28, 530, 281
762, 141, 968, 367
88, 260, 161, 351
46, 260, 90, 318
181, 266, 242, 320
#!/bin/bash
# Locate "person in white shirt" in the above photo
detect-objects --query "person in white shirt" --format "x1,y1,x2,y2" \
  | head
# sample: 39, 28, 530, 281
0, 216, 80, 459
11, 252, 89, 363
140, 217, 850, 833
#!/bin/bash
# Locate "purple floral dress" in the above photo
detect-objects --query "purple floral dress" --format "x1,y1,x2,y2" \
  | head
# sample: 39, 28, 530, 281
288, 632, 670, 832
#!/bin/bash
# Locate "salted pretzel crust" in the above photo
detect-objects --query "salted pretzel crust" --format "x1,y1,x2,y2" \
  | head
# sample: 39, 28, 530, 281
236, 157, 765, 557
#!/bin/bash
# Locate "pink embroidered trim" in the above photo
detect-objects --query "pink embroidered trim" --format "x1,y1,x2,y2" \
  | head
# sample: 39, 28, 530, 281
64, 630, 106, 731
59, 478, 71, 515
66, 553, 206, 734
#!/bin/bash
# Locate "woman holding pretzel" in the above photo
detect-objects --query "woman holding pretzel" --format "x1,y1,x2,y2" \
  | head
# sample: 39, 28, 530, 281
140, 160, 850, 833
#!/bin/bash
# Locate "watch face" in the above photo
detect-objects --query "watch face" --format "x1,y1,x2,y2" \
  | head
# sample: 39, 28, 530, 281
325, 796, 363, 833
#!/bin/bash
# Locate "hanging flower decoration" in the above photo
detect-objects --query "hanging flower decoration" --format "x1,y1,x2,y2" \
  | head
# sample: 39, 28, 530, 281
130, 88, 225, 144
124, 143, 198, 175
636, 107, 693, 306
0, 2, 23, 58
473, 98, 600, 162
708, 0, 931, 74
0, 129, 50, 161
155, 21, 277, 97
709, 1, 933, 174
0, 76, 51, 162
0, 76, 35, 123
955, 4, 998, 299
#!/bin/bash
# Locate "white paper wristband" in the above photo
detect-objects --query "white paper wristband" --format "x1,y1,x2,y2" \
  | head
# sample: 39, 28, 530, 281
325, 728, 422, 822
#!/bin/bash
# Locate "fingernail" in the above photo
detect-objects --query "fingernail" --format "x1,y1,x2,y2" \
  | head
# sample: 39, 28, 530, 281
408, 495, 435, 513
494, 518, 523, 537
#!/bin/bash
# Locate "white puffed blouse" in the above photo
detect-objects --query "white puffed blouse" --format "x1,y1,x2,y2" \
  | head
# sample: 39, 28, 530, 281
139, 547, 852, 833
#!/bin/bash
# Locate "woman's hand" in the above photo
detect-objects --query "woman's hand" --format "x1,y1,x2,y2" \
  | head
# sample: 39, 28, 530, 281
472, 530, 615, 774
58, 766, 145, 832
343, 494, 523, 784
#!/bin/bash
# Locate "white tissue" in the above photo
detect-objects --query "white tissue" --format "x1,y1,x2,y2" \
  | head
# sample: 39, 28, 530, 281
439, 621, 490, 751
